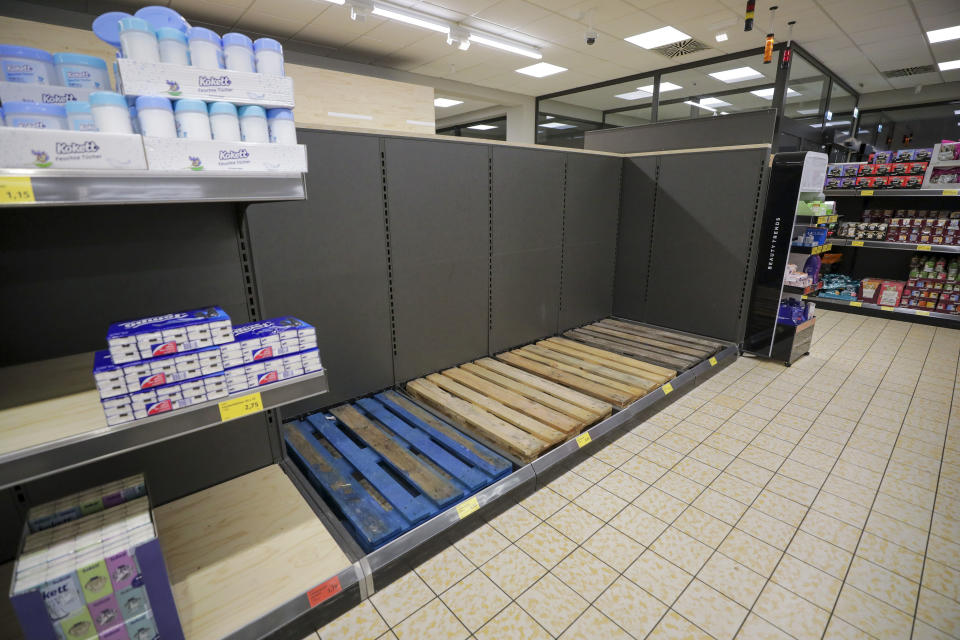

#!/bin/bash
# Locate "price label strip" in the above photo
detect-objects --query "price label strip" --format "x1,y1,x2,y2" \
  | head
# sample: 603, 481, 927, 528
851, 240, 864, 247
307, 576, 342, 608
662, 382, 673, 395
943, 189, 958, 196
916, 310, 931, 316
849, 301, 863, 307
0, 176, 35, 204
218, 391, 263, 421
917, 244, 932, 252
576, 432, 592, 448
861, 189, 874, 196
456, 496, 480, 519
709, 356, 718, 366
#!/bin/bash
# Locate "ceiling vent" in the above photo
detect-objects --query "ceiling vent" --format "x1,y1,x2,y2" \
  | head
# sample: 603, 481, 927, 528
883, 65, 936, 77
652, 38, 710, 58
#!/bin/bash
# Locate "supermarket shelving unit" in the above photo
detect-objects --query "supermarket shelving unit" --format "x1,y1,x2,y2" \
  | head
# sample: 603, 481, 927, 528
807, 296, 960, 327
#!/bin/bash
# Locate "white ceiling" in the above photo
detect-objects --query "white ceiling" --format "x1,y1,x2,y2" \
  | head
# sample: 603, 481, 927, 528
96, 0, 960, 114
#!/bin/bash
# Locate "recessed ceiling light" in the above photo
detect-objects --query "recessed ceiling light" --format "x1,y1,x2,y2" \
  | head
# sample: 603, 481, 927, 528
539, 122, 576, 129
928, 25, 960, 44
699, 97, 731, 107
939, 59, 960, 71
858, 129, 869, 134
715, 32, 728, 42
709, 66, 764, 83
624, 26, 691, 49
468, 124, 497, 130
544, 115, 554, 119
615, 90, 652, 100
750, 87, 800, 99
434, 98, 463, 108
516, 62, 567, 77
638, 82, 682, 93
796, 108, 819, 115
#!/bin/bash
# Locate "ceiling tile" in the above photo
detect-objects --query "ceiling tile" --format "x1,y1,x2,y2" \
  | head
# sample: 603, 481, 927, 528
646, 0, 726, 23
475, 0, 552, 30
244, 0, 326, 22
234, 10, 309, 37
168, 0, 254, 26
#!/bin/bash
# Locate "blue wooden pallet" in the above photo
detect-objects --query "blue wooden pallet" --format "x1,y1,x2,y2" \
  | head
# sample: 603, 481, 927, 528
284, 390, 511, 551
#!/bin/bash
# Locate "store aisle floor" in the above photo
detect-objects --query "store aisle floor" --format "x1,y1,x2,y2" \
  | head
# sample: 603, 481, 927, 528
312, 310, 960, 640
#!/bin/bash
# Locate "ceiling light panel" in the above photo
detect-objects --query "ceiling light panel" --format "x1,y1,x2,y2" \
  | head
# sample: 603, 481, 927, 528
371, 6, 449, 32
515, 62, 567, 77
939, 59, 960, 71
928, 25, 960, 44
539, 122, 575, 129
469, 34, 542, 59
468, 124, 497, 130
750, 87, 800, 99
684, 100, 716, 112
699, 97, 731, 107
639, 82, 682, 93
434, 98, 463, 107
715, 32, 728, 42
709, 66, 764, 83
615, 90, 652, 100
624, 26, 691, 49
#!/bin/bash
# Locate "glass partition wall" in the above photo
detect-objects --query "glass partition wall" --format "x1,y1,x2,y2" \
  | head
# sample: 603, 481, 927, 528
536, 43, 861, 153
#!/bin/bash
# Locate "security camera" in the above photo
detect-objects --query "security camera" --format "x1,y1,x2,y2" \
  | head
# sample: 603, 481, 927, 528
585, 30, 598, 45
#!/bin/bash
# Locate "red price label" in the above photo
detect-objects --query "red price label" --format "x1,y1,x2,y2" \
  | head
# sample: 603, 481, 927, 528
307, 576, 342, 608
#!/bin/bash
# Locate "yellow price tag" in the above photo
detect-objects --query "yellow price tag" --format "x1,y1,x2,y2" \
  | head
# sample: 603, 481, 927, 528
849, 301, 863, 307
852, 240, 864, 247
218, 392, 263, 421
662, 383, 673, 395
709, 357, 718, 366
456, 496, 480, 519
0, 176, 35, 204
943, 189, 958, 196
916, 310, 931, 316
861, 189, 874, 196
918, 244, 932, 251
881, 306, 894, 311
801, 295, 808, 300
576, 432, 592, 448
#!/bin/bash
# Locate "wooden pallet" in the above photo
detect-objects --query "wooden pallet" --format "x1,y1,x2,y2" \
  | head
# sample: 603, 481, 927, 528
284, 392, 511, 551
564, 318, 723, 371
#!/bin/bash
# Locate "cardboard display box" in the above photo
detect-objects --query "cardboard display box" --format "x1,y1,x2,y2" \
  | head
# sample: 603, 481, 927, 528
0, 128, 147, 170
141, 137, 307, 173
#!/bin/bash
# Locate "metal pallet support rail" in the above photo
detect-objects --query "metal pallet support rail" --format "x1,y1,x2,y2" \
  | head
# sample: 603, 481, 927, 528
0, 371, 329, 490
824, 189, 960, 198
831, 238, 960, 254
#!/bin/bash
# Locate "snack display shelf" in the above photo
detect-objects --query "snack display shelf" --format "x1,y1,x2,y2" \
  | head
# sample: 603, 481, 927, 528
794, 214, 838, 224
790, 243, 832, 255
831, 238, 960, 254
809, 295, 960, 325
824, 189, 960, 198
0, 169, 306, 207
0, 370, 328, 490
783, 282, 822, 295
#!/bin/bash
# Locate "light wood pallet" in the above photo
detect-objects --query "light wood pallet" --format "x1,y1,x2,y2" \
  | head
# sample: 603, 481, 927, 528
565, 318, 723, 372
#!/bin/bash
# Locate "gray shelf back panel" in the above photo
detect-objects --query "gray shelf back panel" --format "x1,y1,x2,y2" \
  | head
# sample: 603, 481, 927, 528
614, 156, 659, 321
246, 130, 393, 414
0, 203, 250, 367
385, 138, 490, 382
584, 109, 777, 153
489, 147, 565, 353
559, 154, 621, 330
645, 149, 768, 342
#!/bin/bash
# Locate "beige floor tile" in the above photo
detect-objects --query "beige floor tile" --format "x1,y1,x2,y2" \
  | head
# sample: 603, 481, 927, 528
415, 546, 476, 595
548, 469, 595, 501
583, 524, 645, 572
674, 506, 731, 547
927, 534, 960, 572
719, 529, 783, 577
674, 457, 721, 485
712, 472, 763, 504
786, 530, 853, 579
754, 582, 830, 640
439, 570, 510, 632
370, 572, 435, 627
727, 458, 775, 486
771, 554, 842, 611
453, 523, 510, 566
822, 475, 876, 508
552, 547, 619, 601
813, 492, 871, 529
573, 485, 628, 522
912, 619, 955, 640
858, 531, 925, 582
654, 471, 705, 503
698, 552, 767, 608
622, 454, 671, 484
595, 576, 668, 638
521, 486, 569, 520
597, 469, 648, 503
547, 502, 605, 544
834, 583, 913, 640
845, 556, 919, 615
865, 511, 929, 554
650, 526, 713, 574
480, 545, 545, 598
801, 509, 862, 552
650, 610, 713, 640
874, 491, 933, 526
624, 549, 693, 604
558, 606, 632, 640
674, 579, 748, 640
693, 488, 748, 525
516, 574, 589, 637
635, 487, 688, 522
319, 599, 389, 640
753, 489, 809, 527
393, 598, 468, 640
779, 459, 828, 488
516, 523, 577, 570
593, 444, 633, 468
922, 559, 960, 602
571, 456, 616, 483
822, 616, 872, 640
690, 443, 736, 470
916, 586, 960, 637
609, 503, 669, 546
485, 502, 540, 542
612, 432, 650, 455
473, 603, 551, 640
738, 508, 796, 550
737, 612, 793, 639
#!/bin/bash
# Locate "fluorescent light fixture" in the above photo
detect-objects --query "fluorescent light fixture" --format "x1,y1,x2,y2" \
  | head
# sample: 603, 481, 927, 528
639, 81, 682, 93
615, 90, 652, 100
515, 62, 566, 77
720, 111, 729, 115
715, 32, 728, 42
470, 34, 542, 59
624, 26, 691, 49
434, 98, 463, 108
327, 111, 373, 120
372, 5, 449, 32
684, 100, 716, 112
539, 122, 576, 129
699, 97, 731, 107
826, 110, 833, 121
321, 0, 345, 4
809, 120, 850, 128
468, 124, 497, 130
709, 66, 764, 83
928, 25, 960, 44
446, 26, 470, 50
544, 115, 554, 119
750, 87, 800, 99
955, 109, 960, 115
938, 59, 960, 71
406, 119, 434, 126
796, 108, 819, 115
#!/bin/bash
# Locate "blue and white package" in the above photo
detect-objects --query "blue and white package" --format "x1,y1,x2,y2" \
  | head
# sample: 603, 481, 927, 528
224, 348, 321, 394
221, 316, 317, 367
106, 306, 233, 364
94, 346, 225, 399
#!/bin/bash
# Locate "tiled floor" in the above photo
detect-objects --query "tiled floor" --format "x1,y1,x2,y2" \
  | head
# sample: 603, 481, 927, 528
314, 310, 960, 640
